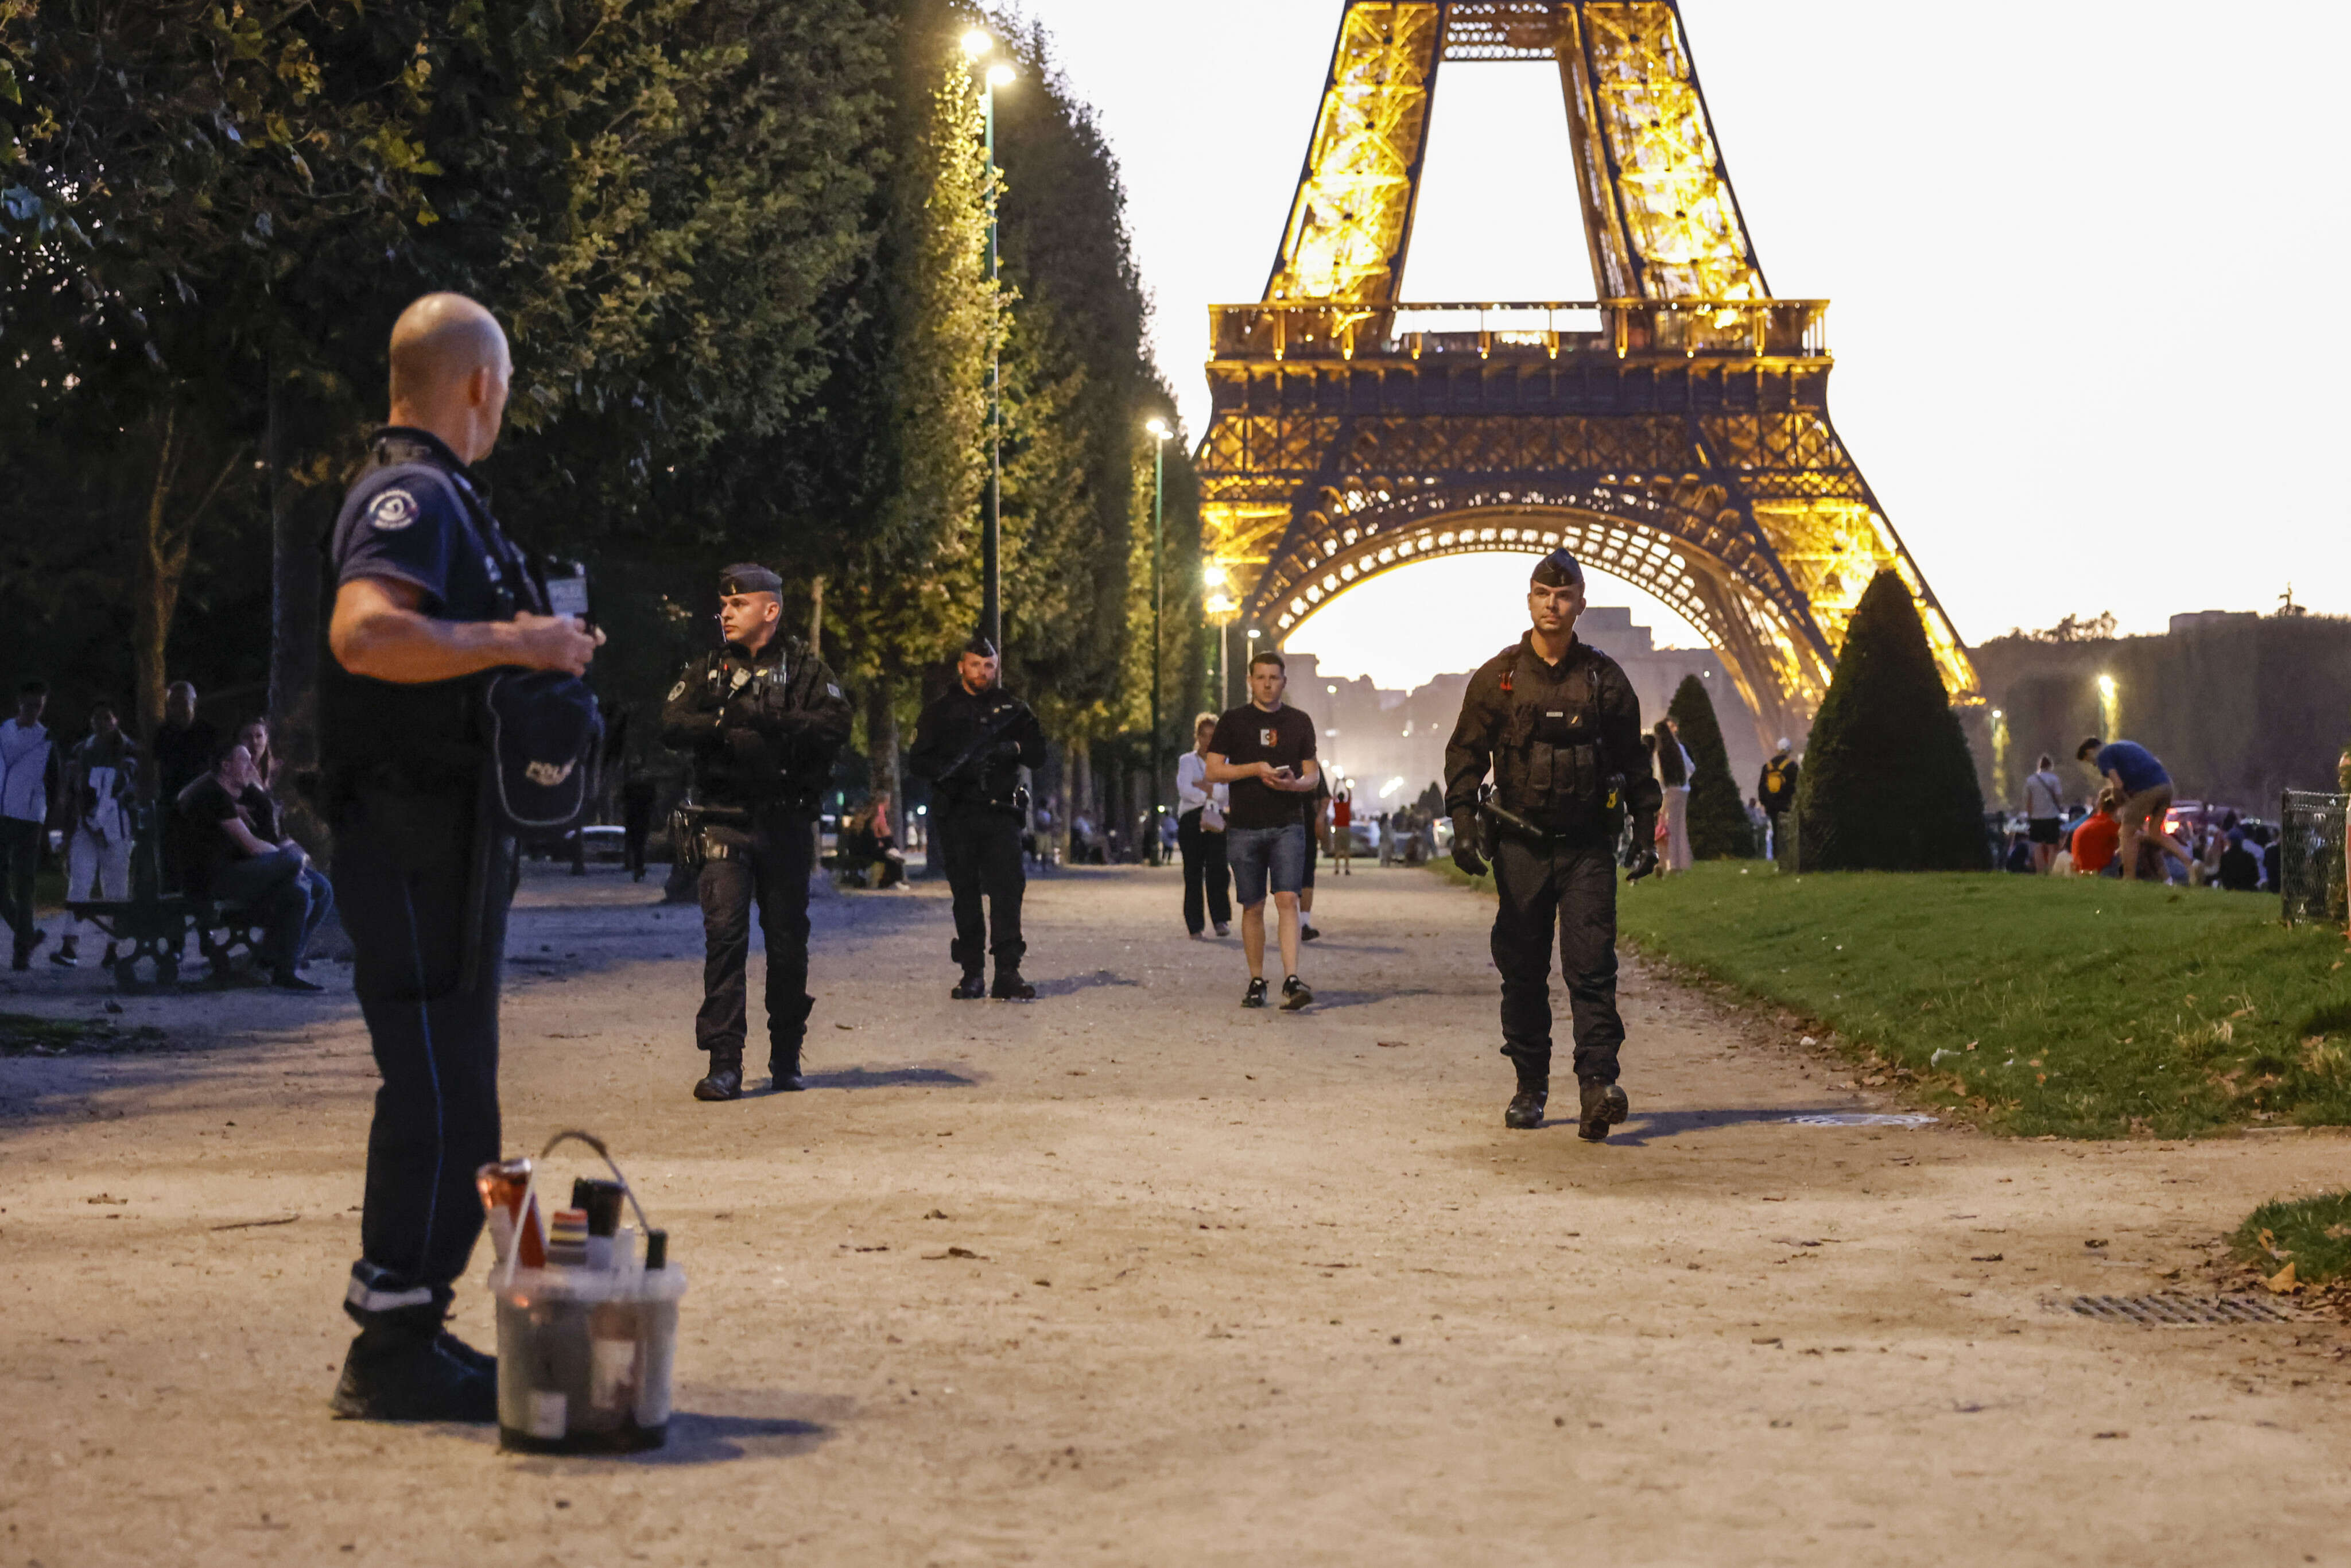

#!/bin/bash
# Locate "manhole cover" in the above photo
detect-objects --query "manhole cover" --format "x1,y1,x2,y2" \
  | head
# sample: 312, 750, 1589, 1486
1780, 1113, 1939, 1128
2057, 1293, 2296, 1326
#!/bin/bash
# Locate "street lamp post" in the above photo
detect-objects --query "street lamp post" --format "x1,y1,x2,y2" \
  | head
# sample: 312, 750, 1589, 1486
965, 32, 1014, 650
1146, 417, 1170, 865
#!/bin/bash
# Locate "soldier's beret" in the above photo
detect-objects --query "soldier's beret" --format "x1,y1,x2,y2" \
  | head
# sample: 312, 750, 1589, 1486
719, 563, 782, 596
963, 635, 999, 659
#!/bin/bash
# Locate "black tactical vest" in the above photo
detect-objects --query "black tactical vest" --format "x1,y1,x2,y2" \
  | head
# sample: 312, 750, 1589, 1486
1493, 642, 1608, 829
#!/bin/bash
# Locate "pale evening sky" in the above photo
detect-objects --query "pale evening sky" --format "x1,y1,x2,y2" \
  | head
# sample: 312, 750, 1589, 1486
1003, 1, 2350, 689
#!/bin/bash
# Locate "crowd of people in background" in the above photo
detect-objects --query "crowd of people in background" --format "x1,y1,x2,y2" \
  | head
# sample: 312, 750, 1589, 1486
1996, 736, 2281, 891
0, 676, 335, 982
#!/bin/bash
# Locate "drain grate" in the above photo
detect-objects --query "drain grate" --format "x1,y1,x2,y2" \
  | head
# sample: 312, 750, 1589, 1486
2058, 1293, 2296, 1326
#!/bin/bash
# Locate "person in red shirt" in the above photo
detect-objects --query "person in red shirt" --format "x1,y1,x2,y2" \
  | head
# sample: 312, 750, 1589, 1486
1330, 785, 1353, 877
2068, 795, 2121, 875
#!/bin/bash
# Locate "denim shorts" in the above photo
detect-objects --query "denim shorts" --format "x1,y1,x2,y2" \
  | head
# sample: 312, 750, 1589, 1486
1225, 822, 1308, 907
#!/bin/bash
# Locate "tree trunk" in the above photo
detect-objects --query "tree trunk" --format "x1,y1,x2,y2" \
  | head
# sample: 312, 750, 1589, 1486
266, 370, 327, 844
131, 407, 185, 750
1070, 740, 1092, 862
1052, 739, 1072, 865
131, 403, 246, 773
866, 674, 902, 823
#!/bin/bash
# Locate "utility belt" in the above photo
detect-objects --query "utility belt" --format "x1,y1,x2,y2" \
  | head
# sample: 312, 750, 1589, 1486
1478, 777, 1625, 855
669, 797, 814, 871
938, 783, 1030, 817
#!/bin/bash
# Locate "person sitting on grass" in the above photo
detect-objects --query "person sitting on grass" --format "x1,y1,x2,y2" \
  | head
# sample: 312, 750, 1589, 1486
2217, 829, 2261, 893
2067, 791, 2121, 877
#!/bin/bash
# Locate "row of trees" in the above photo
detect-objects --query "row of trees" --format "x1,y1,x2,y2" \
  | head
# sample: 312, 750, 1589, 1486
0, 0, 1198, 843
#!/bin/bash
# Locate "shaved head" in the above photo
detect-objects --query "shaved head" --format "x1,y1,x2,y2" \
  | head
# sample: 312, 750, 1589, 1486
389, 293, 507, 404
385, 293, 512, 464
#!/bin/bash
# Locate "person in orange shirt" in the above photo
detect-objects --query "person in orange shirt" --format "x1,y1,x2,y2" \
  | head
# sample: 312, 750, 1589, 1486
2068, 793, 2122, 876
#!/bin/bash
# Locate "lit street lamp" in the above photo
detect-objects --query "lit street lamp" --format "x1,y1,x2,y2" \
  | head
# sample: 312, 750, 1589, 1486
1146, 416, 1171, 864
965, 32, 1015, 650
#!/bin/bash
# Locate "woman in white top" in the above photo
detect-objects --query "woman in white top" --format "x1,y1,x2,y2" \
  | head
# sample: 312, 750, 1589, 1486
2022, 754, 2066, 874
1174, 712, 1232, 937
1655, 719, 1695, 872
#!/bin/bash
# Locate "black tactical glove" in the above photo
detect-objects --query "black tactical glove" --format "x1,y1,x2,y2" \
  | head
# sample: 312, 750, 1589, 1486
1449, 814, 1487, 878
1625, 817, 1659, 881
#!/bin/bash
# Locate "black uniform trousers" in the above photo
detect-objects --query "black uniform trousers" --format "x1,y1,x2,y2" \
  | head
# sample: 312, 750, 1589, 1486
1490, 828, 1625, 1085
696, 806, 816, 1064
940, 803, 1025, 972
337, 789, 512, 1317
1177, 808, 1231, 934
1, 817, 41, 947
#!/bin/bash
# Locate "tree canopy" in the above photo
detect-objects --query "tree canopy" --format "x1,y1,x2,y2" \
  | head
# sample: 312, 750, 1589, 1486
1794, 569, 1988, 872
0, 0, 1194, 809
1666, 674, 1752, 859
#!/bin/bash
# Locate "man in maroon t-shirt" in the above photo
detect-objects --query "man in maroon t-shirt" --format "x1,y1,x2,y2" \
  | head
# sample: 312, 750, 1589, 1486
1205, 651, 1321, 1010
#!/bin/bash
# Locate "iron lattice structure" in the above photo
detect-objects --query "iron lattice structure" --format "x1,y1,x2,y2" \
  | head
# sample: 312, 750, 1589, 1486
1200, 0, 1975, 745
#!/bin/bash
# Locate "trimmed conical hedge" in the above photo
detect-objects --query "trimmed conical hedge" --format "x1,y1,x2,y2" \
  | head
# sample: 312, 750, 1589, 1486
1795, 569, 1987, 871
1666, 673, 1755, 857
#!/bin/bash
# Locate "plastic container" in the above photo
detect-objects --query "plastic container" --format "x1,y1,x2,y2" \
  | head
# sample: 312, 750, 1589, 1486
489, 1131, 687, 1454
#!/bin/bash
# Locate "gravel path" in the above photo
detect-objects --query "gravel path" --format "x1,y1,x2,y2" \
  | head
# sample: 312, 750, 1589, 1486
4, 861, 2348, 1566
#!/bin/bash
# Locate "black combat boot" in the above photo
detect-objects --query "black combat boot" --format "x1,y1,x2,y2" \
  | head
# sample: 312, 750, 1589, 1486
951, 970, 987, 1000
1504, 1062, 1548, 1130
329, 1309, 498, 1423
769, 1045, 806, 1093
1577, 1078, 1629, 1142
693, 1047, 744, 1101
990, 968, 1035, 1000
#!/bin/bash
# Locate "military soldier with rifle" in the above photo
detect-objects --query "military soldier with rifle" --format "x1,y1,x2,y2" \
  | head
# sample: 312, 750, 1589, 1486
661, 564, 853, 1101
907, 636, 1045, 1000
1445, 549, 1661, 1140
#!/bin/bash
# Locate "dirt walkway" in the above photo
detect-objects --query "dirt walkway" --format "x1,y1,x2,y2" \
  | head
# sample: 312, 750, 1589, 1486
5, 863, 2349, 1566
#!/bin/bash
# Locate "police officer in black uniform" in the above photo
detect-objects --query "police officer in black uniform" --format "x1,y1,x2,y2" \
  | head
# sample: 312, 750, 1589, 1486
661, 565, 853, 1101
1445, 549, 1661, 1140
322, 293, 601, 1420
907, 636, 1045, 999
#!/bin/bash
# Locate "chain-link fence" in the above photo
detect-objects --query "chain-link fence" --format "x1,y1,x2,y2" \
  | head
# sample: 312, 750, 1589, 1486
2278, 790, 2349, 926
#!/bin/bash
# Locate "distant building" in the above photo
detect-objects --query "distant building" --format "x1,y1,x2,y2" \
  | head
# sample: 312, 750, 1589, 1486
1971, 613, 2351, 816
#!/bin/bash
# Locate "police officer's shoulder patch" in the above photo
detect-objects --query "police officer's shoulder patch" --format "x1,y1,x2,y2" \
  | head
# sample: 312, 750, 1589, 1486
366, 488, 421, 531
668, 680, 688, 701
827, 684, 842, 699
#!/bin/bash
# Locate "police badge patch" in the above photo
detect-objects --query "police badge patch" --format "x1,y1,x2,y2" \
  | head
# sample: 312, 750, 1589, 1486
367, 488, 419, 531
668, 680, 688, 701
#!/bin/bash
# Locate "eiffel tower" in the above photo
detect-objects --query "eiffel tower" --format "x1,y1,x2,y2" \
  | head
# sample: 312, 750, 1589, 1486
1198, 1, 1976, 746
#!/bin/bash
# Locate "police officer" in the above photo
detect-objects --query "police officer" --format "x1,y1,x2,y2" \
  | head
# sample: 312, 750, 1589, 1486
322, 293, 601, 1420
1444, 549, 1661, 1140
661, 565, 852, 1101
907, 636, 1045, 999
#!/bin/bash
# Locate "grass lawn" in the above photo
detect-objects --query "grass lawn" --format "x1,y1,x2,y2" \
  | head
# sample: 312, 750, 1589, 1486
2234, 1193, 2351, 1290
1436, 859, 2351, 1138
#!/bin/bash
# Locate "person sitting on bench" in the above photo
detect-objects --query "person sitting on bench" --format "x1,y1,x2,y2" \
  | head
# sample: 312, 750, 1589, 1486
176, 740, 333, 992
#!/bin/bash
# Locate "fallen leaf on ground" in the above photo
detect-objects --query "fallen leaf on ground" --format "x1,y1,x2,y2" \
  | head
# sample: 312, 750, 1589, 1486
2263, 1261, 2298, 1294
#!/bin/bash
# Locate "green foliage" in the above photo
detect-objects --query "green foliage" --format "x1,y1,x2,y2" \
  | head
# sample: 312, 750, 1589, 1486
1667, 674, 1752, 858
1796, 569, 1987, 871
0, 0, 1182, 784
2233, 1193, 2351, 1288
1611, 861, 2351, 1138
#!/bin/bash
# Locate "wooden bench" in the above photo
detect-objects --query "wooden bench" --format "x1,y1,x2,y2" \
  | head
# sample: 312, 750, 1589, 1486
63, 809, 270, 992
